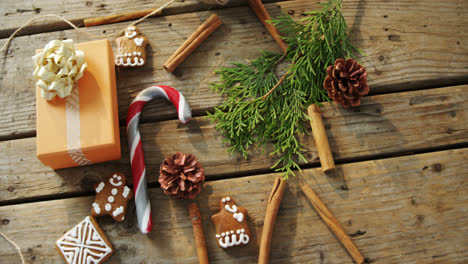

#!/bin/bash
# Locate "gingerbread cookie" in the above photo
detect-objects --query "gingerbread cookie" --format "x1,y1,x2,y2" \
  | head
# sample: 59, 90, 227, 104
91, 173, 133, 222
114, 26, 148, 67
56, 216, 113, 264
211, 196, 250, 248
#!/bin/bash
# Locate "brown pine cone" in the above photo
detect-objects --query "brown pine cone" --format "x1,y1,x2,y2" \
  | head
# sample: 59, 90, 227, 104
323, 58, 369, 107
159, 152, 205, 199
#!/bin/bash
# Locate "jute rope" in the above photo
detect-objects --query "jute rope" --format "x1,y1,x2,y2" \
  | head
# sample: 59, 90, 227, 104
0, 0, 232, 55
2, 0, 226, 55
0, 231, 25, 264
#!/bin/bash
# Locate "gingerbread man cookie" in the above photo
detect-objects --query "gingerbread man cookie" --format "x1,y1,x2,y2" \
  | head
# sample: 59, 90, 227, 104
114, 26, 148, 67
91, 173, 133, 222
211, 196, 250, 248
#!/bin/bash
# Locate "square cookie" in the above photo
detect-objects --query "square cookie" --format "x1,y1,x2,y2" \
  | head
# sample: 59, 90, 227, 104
56, 216, 113, 264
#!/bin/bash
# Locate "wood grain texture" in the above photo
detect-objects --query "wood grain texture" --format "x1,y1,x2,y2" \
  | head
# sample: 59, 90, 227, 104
0, 148, 466, 263
0, 85, 466, 203
0, 0, 467, 139
301, 184, 364, 264
0, 0, 278, 38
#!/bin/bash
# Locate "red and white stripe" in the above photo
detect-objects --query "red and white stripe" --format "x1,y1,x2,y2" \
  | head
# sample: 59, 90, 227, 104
126, 85, 192, 234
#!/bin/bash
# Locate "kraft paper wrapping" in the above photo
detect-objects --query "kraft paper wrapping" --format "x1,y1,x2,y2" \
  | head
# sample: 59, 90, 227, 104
36, 39, 121, 169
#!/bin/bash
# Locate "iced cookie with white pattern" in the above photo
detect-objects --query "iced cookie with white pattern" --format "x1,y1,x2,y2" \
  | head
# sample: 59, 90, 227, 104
114, 26, 148, 67
56, 216, 113, 264
91, 172, 133, 222
211, 196, 251, 249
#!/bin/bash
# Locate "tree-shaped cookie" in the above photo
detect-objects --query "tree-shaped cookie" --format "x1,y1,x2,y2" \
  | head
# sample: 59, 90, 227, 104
211, 196, 250, 248
91, 172, 133, 222
114, 26, 148, 67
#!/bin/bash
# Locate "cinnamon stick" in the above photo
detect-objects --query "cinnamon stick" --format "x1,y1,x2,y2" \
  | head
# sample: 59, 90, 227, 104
164, 14, 223, 73
307, 104, 335, 173
189, 203, 209, 264
248, 0, 287, 53
84, 9, 162, 27
301, 184, 365, 264
258, 178, 287, 264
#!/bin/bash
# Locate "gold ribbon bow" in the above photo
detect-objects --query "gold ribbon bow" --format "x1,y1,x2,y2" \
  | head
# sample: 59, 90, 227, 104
32, 39, 87, 100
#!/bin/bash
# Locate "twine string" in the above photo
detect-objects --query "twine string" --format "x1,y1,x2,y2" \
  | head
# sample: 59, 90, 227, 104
0, 0, 231, 55
0, 0, 177, 55
0, 231, 25, 264
126, 0, 176, 31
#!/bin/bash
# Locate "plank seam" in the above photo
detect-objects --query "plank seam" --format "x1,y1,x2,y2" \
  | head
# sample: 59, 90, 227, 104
2, 143, 467, 207
0, 0, 289, 39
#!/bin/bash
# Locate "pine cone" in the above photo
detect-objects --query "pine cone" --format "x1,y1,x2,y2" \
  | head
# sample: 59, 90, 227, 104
159, 152, 205, 199
323, 58, 369, 107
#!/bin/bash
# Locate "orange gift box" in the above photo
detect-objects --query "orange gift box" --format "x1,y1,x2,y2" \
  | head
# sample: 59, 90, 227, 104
36, 39, 121, 169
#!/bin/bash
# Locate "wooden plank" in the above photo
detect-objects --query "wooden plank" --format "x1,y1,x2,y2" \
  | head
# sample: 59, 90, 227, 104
0, 148, 467, 263
0, 0, 467, 138
1, 85, 466, 203
0, 0, 279, 38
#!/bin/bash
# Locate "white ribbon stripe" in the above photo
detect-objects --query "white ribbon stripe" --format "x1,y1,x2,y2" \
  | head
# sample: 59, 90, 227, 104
66, 84, 91, 166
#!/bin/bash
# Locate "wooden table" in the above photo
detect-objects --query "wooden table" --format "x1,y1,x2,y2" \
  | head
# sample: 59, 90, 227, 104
0, 0, 467, 263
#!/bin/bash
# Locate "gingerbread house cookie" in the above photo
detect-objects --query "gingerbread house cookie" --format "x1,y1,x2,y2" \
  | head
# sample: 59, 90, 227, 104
56, 216, 113, 264
114, 26, 148, 67
91, 172, 133, 222
211, 196, 251, 248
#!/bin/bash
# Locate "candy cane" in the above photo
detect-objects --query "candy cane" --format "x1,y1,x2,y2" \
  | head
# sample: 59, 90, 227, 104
127, 85, 192, 233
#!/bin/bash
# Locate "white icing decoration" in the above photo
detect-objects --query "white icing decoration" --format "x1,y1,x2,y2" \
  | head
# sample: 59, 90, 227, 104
108, 196, 114, 203
112, 206, 124, 217
217, 233, 249, 248
242, 233, 250, 244
133, 52, 137, 56
216, 234, 221, 238
137, 52, 141, 56
92, 231, 100, 241
241, 228, 245, 233
134, 37, 144, 47
236, 229, 241, 234
123, 186, 130, 198
137, 58, 145, 66
224, 204, 237, 213
218, 235, 229, 248
114, 57, 144, 67
105, 203, 112, 211
109, 178, 122, 186
221, 232, 225, 237
221, 198, 226, 203
56, 216, 112, 264
226, 197, 230, 201
233, 234, 243, 246
117, 176, 121, 180
92, 203, 101, 214
111, 188, 118, 196
95, 182, 105, 193
233, 212, 244, 223
125, 28, 137, 39
230, 230, 234, 234
70, 227, 77, 237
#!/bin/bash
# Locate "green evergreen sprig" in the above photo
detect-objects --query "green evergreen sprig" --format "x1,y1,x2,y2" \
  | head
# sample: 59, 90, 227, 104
207, 0, 361, 179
